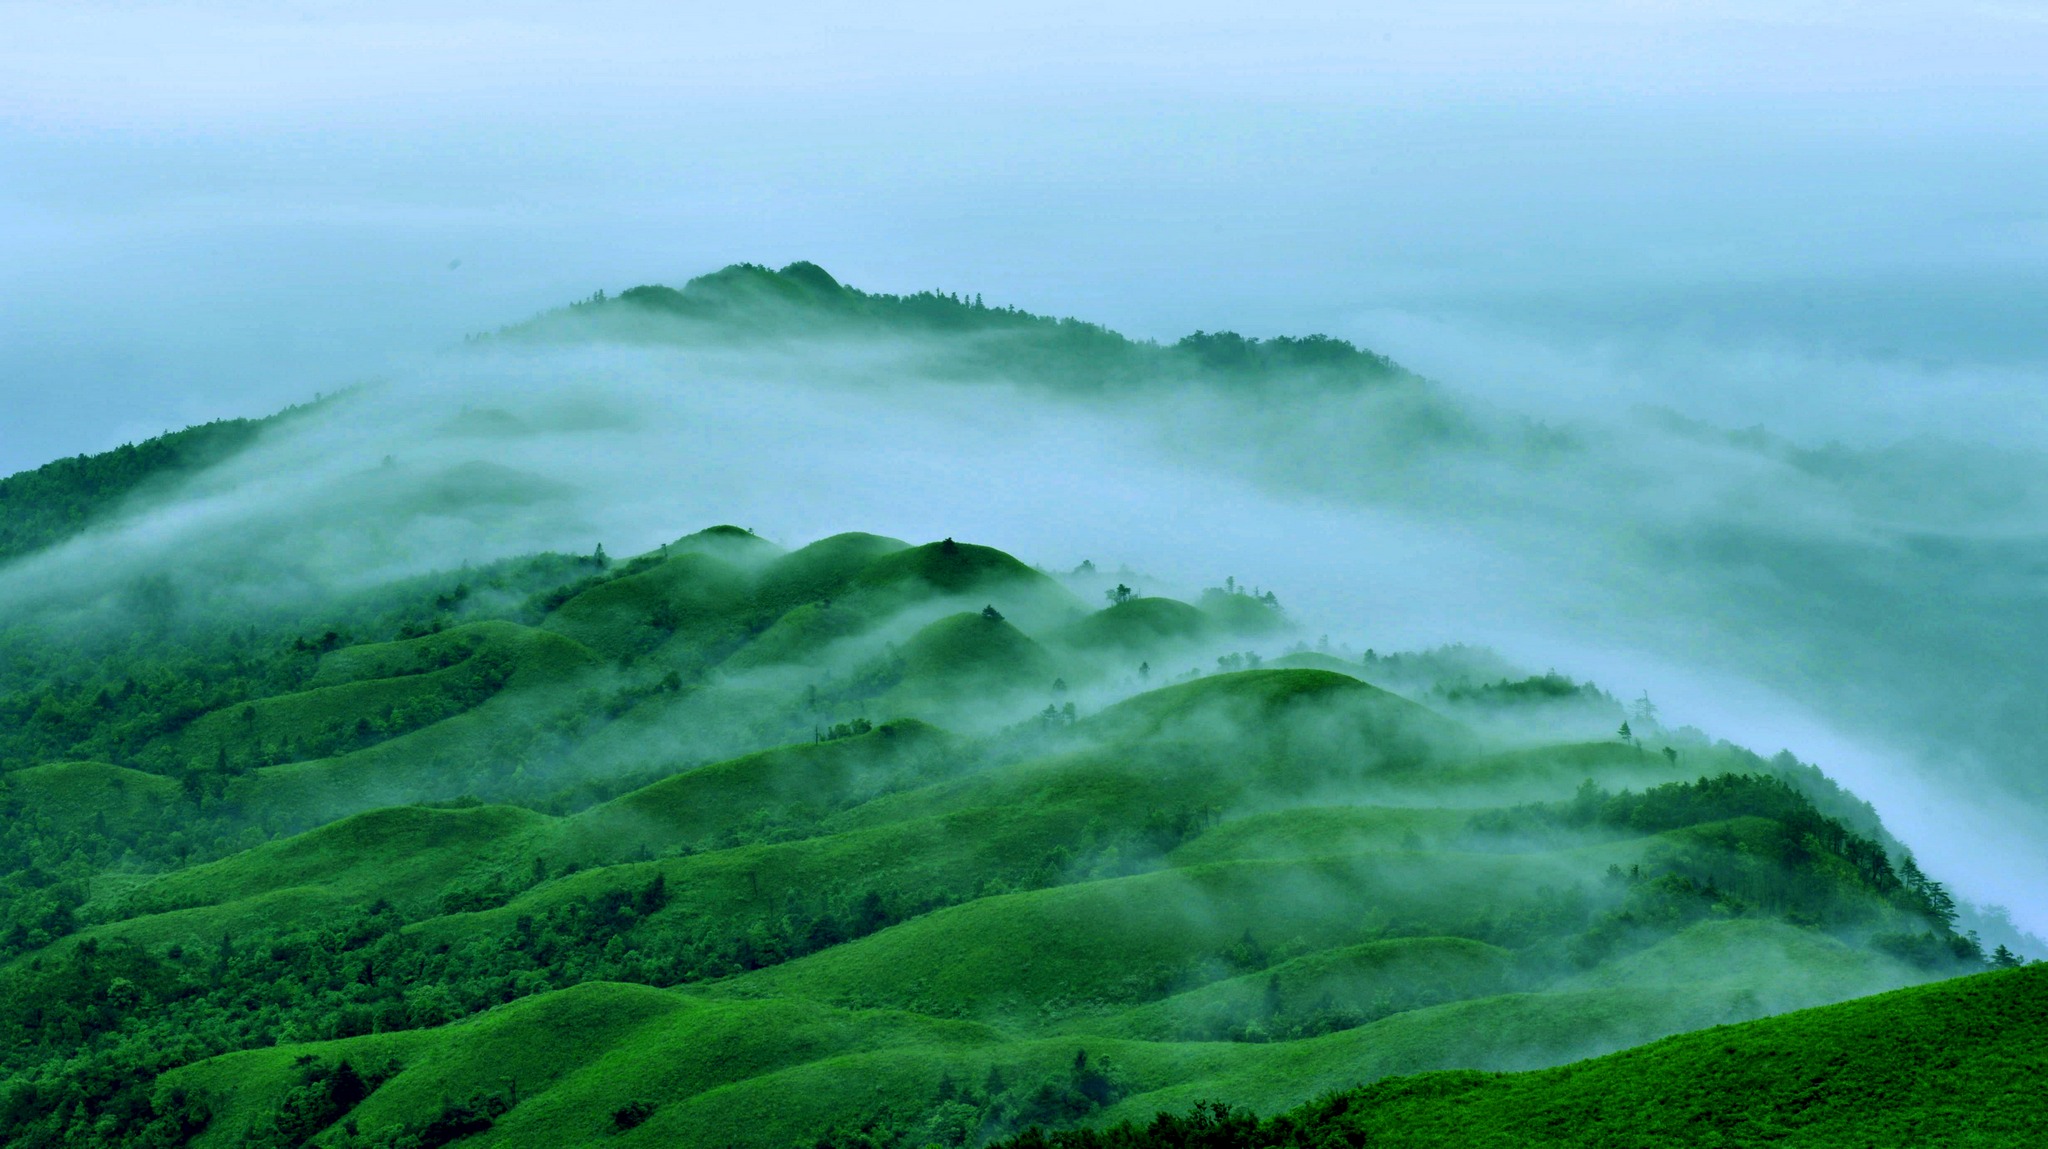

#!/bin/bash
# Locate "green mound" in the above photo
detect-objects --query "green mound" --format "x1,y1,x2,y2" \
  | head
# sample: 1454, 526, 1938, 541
1085, 669, 1469, 776
308, 623, 498, 689
667, 524, 783, 569
850, 540, 1083, 628
1567, 919, 1924, 1010
883, 611, 1060, 706
1054, 597, 1211, 657
752, 531, 911, 616
542, 552, 754, 661
855, 540, 1041, 596
720, 599, 872, 670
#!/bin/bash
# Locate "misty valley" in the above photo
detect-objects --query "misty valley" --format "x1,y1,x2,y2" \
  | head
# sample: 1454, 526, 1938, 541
0, 264, 2042, 1148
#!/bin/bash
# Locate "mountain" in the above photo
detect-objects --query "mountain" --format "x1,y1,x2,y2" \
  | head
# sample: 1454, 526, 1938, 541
0, 268, 2034, 1148
492, 261, 1412, 396
0, 520, 2007, 1148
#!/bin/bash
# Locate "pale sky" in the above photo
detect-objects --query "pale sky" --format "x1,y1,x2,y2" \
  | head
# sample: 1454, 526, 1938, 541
4, 1, 2046, 471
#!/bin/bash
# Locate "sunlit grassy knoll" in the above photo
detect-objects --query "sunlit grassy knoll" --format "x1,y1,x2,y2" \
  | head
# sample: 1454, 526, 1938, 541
172, 980, 681, 1149
152, 959, 2022, 1149
173, 980, 1840, 1149
169, 985, 1017, 1149
168, 1032, 443, 1149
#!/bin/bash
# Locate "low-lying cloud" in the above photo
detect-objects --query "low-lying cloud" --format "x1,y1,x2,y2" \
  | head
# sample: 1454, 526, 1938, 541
5, 318, 2046, 939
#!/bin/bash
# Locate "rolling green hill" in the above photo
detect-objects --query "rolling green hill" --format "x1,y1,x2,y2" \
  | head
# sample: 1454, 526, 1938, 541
0, 369, 2031, 1148
0, 517, 2014, 1149
0, 648, 1996, 1147
995, 962, 2048, 1148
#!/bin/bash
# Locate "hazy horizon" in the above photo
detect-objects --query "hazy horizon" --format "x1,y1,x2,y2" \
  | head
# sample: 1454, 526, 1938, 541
6, 2, 2047, 473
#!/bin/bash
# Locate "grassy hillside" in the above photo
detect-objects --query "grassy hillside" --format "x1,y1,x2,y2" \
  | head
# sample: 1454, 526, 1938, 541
0, 520, 2022, 1149
997, 963, 2048, 1148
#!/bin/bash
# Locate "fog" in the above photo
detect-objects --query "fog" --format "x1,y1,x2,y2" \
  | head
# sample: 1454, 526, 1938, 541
6, 1, 2048, 939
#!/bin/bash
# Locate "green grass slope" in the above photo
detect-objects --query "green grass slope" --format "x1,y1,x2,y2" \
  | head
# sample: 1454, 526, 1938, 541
751, 531, 911, 617
666, 523, 784, 568
724, 850, 1614, 1021
1076, 936, 1520, 1042
1020, 963, 2048, 1149
849, 540, 1085, 630
0, 760, 181, 837
108, 804, 550, 921
541, 551, 754, 662
1054, 598, 1210, 657
0, 527, 2009, 1149
879, 611, 1061, 711
551, 720, 954, 862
